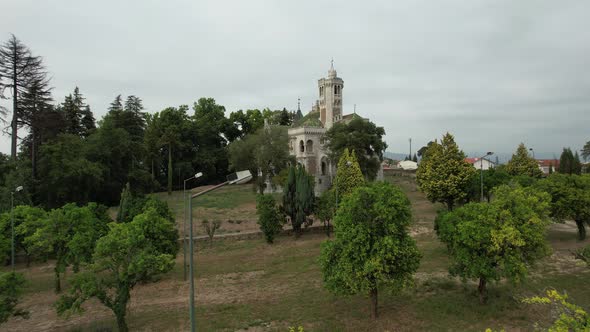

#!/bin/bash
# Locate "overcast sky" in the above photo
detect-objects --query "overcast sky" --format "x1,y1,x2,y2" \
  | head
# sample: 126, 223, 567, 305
1, 0, 589, 158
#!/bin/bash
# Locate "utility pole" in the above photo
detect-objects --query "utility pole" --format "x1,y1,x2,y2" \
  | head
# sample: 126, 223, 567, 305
409, 138, 412, 159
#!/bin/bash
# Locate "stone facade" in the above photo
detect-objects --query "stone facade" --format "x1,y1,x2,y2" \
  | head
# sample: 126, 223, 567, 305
287, 62, 383, 194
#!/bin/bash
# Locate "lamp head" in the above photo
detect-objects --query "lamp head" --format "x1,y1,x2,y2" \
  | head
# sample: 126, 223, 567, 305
15, 186, 23, 192
486, 152, 493, 156
227, 170, 253, 185
195, 172, 203, 179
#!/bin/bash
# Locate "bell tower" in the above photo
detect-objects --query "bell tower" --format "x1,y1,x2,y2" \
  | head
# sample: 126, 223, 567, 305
318, 60, 344, 129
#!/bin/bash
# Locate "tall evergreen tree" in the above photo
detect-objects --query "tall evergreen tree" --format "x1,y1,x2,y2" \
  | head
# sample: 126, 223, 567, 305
0, 34, 48, 159
18, 76, 53, 180
558, 147, 580, 175
506, 143, 543, 178
416, 133, 475, 210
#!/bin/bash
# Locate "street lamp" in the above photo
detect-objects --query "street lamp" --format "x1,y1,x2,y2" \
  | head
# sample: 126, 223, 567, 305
479, 152, 493, 202
188, 170, 252, 332
11, 185, 23, 271
529, 148, 535, 159
183, 172, 203, 281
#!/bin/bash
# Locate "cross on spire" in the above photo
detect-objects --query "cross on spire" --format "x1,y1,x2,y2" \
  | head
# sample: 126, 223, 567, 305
330, 58, 334, 69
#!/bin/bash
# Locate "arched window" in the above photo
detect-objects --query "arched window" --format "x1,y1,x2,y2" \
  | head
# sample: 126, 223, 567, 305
321, 161, 327, 175
306, 139, 314, 153
299, 140, 305, 153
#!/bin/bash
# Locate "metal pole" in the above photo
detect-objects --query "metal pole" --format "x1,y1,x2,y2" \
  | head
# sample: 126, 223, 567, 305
188, 181, 229, 332
11, 192, 15, 271
183, 180, 188, 281
189, 197, 195, 332
480, 161, 484, 202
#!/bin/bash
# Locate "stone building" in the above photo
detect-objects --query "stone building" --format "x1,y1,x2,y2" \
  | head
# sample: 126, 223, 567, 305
288, 62, 365, 193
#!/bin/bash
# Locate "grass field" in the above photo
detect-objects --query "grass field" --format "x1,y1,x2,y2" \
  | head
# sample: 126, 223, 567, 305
3, 175, 590, 331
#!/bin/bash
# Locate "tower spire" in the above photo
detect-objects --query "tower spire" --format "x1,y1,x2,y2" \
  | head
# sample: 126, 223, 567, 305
297, 97, 301, 111
330, 58, 334, 69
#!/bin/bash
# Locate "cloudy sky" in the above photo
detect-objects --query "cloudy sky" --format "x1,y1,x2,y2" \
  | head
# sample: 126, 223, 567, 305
1, 0, 589, 158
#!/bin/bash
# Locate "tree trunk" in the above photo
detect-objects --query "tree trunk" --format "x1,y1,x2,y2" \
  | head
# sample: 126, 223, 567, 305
167, 143, 172, 195
446, 199, 454, 211
11, 60, 18, 160
575, 219, 586, 241
478, 277, 487, 304
116, 311, 128, 332
54, 267, 61, 293
114, 287, 130, 332
370, 288, 378, 319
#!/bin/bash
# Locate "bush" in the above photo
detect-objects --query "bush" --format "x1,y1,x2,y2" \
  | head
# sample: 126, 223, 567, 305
256, 194, 284, 244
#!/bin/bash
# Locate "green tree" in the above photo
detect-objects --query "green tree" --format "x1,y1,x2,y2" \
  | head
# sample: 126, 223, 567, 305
320, 182, 421, 319
282, 165, 314, 236
26, 203, 109, 292
535, 174, 590, 240
416, 133, 475, 210
435, 185, 551, 303
0, 272, 28, 325
324, 117, 387, 180
294, 166, 315, 235
56, 208, 177, 332
228, 125, 292, 194
334, 148, 365, 199
523, 290, 590, 331
506, 143, 543, 177
0, 205, 47, 266
465, 166, 511, 202
37, 134, 104, 208
315, 189, 336, 236
256, 194, 284, 243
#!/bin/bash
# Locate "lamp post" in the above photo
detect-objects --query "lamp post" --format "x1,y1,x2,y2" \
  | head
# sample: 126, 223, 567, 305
11, 185, 23, 271
183, 172, 203, 281
479, 152, 493, 202
529, 148, 535, 159
188, 170, 252, 332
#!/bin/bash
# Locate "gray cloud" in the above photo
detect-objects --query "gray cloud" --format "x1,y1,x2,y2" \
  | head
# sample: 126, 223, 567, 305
1, 0, 588, 157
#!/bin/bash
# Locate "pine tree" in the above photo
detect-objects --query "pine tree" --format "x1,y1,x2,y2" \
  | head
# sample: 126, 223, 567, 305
416, 133, 476, 210
282, 165, 314, 236
18, 76, 53, 180
335, 148, 364, 200
109, 94, 123, 112
559, 148, 576, 175
573, 151, 582, 175
412, 153, 418, 162
506, 143, 543, 178
0, 34, 48, 159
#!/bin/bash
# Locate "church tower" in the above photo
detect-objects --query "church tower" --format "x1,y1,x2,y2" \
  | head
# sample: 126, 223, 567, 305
318, 61, 344, 129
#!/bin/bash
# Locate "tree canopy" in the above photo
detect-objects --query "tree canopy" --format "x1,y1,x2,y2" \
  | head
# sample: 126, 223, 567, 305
534, 174, 590, 240
416, 133, 475, 210
505, 143, 543, 178
320, 182, 421, 319
435, 185, 551, 303
324, 117, 387, 180
56, 208, 177, 332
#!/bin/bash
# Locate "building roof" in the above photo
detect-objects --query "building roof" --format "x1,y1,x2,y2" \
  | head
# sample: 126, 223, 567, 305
294, 110, 322, 127
536, 159, 559, 167
464, 157, 495, 165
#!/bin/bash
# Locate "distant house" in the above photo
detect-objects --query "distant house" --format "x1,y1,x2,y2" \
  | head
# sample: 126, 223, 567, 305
536, 159, 559, 175
464, 157, 495, 170
398, 160, 418, 170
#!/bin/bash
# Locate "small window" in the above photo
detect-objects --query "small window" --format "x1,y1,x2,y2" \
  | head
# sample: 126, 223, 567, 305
321, 161, 327, 175
299, 140, 305, 153
306, 140, 314, 153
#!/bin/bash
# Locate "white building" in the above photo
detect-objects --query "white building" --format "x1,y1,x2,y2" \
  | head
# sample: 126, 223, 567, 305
287, 63, 379, 193
465, 157, 495, 170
